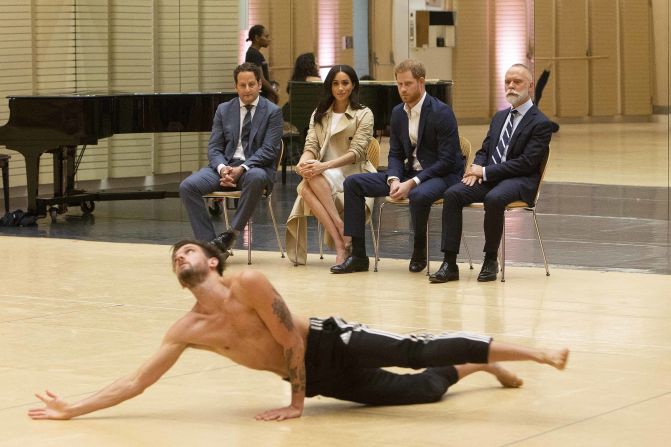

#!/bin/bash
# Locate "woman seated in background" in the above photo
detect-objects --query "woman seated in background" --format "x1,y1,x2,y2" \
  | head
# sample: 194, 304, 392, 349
285, 65, 375, 265
286, 52, 322, 94
282, 52, 322, 133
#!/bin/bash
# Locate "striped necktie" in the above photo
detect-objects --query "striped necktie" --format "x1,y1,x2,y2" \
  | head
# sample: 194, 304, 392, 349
492, 109, 518, 164
240, 104, 253, 152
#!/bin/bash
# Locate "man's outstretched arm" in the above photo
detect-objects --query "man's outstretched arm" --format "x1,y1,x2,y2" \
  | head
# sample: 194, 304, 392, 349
28, 336, 187, 420
237, 270, 306, 421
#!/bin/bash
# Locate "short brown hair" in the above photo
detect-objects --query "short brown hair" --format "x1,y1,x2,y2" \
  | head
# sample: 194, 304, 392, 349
394, 59, 426, 80
171, 240, 226, 276
234, 62, 262, 84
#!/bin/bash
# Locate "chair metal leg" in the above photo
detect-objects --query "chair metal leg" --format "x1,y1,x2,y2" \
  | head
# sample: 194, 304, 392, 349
247, 222, 252, 265
369, 220, 378, 261
222, 203, 233, 257
501, 218, 506, 282
374, 202, 386, 272
267, 197, 285, 258
317, 222, 323, 259
532, 210, 550, 276
222, 200, 230, 229
426, 220, 431, 276
461, 236, 473, 269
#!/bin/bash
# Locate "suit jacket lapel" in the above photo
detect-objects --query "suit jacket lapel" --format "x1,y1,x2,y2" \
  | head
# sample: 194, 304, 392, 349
226, 100, 241, 160
507, 105, 537, 151
416, 95, 431, 151
247, 98, 265, 155
318, 111, 333, 158
398, 108, 411, 156
232, 100, 241, 146
488, 110, 508, 156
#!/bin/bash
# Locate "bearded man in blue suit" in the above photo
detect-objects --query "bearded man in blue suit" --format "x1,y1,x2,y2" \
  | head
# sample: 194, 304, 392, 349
430, 64, 558, 283
331, 59, 464, 274
180, 63, 283, 252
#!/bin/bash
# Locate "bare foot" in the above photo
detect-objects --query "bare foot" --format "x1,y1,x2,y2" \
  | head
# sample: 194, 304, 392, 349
489, 363, 523, 388
541, 348, 569, 370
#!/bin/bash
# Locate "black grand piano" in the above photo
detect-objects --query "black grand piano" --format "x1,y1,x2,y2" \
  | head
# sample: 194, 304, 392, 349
0, 92, 236, 218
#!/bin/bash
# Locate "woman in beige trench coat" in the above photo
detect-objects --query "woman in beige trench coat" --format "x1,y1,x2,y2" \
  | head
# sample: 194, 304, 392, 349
285, 65, 375, 265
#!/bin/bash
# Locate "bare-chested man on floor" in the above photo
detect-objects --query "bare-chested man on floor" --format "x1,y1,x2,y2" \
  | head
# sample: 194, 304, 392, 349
28, 240, 569, 422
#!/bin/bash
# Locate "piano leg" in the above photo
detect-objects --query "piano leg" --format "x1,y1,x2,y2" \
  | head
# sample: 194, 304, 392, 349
52, 148, 64, 200
23, 152, 42, 216
50, 145, 77, 202
1, 155, 9, 213
65, 145, 76, 196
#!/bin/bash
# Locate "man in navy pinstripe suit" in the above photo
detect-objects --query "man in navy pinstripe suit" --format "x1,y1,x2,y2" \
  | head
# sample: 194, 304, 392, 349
431, 64, 558, 283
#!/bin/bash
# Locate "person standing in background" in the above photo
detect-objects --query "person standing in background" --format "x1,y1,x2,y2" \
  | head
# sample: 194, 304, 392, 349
245, 24, 279, 104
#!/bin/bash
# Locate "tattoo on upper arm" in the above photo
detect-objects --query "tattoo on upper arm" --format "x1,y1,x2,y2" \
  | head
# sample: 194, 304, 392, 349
271, 287, 294, 331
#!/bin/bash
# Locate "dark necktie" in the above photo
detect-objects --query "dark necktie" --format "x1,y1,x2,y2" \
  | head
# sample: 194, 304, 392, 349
240, 104, 253, 152
492, 109, 518, 164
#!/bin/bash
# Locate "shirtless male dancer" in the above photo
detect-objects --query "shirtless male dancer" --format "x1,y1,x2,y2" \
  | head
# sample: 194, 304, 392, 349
29, 240, 569, 422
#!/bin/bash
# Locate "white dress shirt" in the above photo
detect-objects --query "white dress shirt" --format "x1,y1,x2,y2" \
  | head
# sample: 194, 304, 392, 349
217, 96, 260, 175
388, 91, 427, 186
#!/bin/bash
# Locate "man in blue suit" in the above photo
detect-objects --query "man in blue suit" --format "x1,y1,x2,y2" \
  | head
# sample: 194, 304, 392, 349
430, 64, 558, 283
180, 63, 283, 252
331, 59, 463, 274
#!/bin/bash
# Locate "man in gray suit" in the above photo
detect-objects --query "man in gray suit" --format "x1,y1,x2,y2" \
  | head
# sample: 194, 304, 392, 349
180, 62, 283, 252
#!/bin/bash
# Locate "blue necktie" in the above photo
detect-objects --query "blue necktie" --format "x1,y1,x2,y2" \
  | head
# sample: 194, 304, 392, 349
240, 104, 253, 152
492, 109, 518, 164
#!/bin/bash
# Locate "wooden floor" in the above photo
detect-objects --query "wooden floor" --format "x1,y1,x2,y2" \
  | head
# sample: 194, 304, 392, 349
2, 237, 670, 446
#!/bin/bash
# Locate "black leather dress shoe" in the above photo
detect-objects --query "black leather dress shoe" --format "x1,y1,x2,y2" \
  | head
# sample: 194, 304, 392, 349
330, 256, 369, 274
211, 230, 236, 252
409, 248, 427, 273
429, 262, 459, 283
409, 258, 427, 273
477, 258, 499, 282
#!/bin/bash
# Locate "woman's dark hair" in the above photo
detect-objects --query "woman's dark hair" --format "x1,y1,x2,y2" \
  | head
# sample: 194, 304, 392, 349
246, 24, 265, 42
286, 53, 320, 94
313, 65, 364, 126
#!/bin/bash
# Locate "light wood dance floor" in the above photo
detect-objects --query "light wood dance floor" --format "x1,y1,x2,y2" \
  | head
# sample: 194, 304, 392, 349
1, 236, 669, 446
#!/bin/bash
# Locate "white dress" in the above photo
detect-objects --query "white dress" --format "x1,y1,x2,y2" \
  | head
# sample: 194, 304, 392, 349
320, 112, 347, 193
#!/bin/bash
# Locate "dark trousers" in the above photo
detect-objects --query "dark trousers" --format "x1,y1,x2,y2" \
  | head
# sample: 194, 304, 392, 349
440, 178, 525, 254
305, 317, 491, 406
179, 166, 271, 241
343, 172, 456, 252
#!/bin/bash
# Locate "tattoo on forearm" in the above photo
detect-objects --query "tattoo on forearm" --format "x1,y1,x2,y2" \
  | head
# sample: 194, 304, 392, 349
284, 347, 306, 394
271, 289, 294, 331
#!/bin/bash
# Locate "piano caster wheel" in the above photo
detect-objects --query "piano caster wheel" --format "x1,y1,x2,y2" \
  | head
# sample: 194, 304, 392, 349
80, 201, 95, 214
49, 207, 58, 223
208, 199, 223, 217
